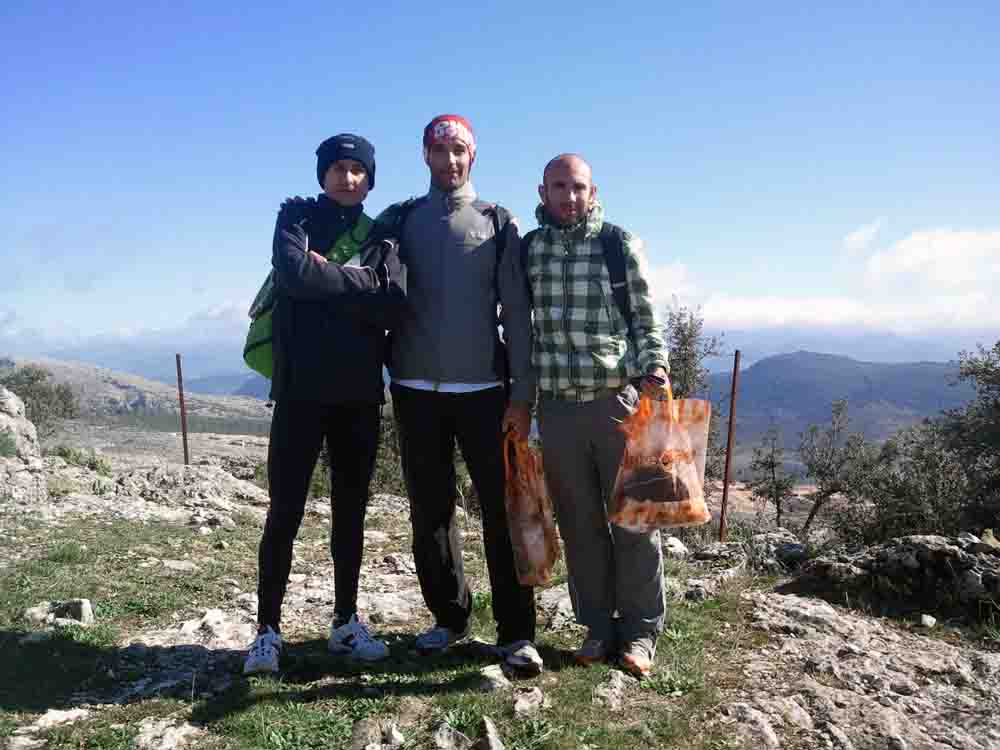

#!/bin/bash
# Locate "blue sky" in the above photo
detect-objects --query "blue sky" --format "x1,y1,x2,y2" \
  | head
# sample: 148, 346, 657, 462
2, 1, 998, 376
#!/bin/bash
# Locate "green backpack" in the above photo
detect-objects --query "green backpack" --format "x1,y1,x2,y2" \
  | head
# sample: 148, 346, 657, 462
243, 213, 374, 379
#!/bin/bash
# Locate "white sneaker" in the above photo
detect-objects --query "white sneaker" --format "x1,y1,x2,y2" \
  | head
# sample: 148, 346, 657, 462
244, 626, 281, 674
328, 614, 389, 662
503, 640, 543, 675
414, 623, 470, 654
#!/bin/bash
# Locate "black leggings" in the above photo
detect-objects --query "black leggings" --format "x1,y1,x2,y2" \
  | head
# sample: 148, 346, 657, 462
256, 399, 380, 630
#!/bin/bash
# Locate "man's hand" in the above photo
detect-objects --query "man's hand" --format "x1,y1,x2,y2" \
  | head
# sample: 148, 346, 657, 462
309, 251, 328, 264
641, 367, 670, 400
502, 402, 532, 439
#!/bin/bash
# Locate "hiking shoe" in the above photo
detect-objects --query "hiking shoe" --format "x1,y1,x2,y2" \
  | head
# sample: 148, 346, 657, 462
328, 614, 389, 662
414, 623, 470, 655
620, 636, 656, 678
244, 626, 281, 675
502, 640, 543, 675
574, 637, 608, 666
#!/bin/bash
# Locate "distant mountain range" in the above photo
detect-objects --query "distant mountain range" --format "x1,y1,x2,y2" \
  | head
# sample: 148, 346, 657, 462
706, 351, 974, 444
3, 351, 978, 454
207, 351, 976, 447
6, 356, 271, 421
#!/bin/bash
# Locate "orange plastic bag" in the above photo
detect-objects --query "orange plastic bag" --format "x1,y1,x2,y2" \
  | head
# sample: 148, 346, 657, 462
609, 386, 712, 532
503, 432, 560, 585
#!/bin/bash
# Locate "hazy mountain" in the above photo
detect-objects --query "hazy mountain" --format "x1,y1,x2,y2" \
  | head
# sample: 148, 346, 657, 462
9, 356, 271, 421
707, 351, 974, 445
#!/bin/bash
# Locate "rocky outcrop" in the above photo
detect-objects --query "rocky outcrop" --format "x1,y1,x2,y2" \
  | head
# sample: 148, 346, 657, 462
720, 590, 1000, 750
786, 534, 1000, 619
0, 385, 39, 461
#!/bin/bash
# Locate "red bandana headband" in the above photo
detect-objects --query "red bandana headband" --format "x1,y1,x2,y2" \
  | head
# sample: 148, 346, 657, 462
423, 115, 476, 161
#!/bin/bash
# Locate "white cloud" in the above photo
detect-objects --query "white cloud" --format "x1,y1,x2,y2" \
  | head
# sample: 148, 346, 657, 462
701, 289, 1000, 334
843, 218, 884, 255
646, 262, 696, 305
866, 229, 1000, 288
657, 225, 1000, 336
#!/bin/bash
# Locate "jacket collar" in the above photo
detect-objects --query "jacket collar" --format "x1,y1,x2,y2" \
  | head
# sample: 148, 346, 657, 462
427, 180, 478, 212
535, 199, 604, 241
315, 193, 364, 226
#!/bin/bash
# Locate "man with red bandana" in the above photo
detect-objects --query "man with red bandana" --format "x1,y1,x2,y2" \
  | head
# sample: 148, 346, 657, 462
383, 115, 541, 674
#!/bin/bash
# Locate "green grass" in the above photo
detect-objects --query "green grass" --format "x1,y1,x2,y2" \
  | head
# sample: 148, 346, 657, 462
1, 499, 761, 750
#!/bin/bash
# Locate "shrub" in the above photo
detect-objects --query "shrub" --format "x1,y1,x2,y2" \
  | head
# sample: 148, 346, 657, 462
0, 365, 79, 438
747, 425, 798, 528
0, 429, 16, 459
49, 445, 112, 476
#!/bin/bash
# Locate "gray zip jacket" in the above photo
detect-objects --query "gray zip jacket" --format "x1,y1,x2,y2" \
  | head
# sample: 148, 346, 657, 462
388, 181, 535, 404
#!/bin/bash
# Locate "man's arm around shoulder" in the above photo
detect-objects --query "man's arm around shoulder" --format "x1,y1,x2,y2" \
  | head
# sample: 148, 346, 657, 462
271, 199, 380, 300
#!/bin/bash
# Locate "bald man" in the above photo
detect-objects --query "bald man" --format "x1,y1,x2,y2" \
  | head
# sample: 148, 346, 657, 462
521, 154, 670, 677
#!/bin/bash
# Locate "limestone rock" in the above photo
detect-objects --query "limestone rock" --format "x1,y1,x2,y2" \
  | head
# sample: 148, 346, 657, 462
663, 536, 689, 558
537, 583, 575, 630
513, 686, 547, 715
719, 702, 781, 749
472, 717, 505, 750
350, 718, 382, 750
24, 602, 52, 625
790, 535, 1000, 615
477, 664, 512, 692
0, 385, 40, 461
53, 598, 95, 625
133, 717, 203, 750
726, 589, 1000, 750
592, 670, 637, 711
433, 722, 473, 750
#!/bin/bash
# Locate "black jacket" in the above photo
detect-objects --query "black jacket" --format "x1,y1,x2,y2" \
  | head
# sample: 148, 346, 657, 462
270, 195, 407, 405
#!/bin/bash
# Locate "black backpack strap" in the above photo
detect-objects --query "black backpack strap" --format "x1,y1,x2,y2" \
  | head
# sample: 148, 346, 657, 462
473, 201, 516, 399
373, 197, 425, 255
599, 222, 633, 340
520, 229, 541, 305
471, 201, 512, 296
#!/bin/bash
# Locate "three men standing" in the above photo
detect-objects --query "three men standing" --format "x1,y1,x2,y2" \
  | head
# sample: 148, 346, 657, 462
246, 125, 671, 681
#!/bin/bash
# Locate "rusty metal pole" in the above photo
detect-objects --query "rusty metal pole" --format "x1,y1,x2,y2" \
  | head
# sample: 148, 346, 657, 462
175, 353, 190, 466
719, 349, 741, 542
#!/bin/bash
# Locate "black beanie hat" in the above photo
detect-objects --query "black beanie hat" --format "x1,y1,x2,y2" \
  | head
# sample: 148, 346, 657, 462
316, 133, 376, 189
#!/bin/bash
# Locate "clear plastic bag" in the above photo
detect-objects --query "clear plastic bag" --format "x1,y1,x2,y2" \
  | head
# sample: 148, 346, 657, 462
503, 432, 560, 585
609, 386, 712, 532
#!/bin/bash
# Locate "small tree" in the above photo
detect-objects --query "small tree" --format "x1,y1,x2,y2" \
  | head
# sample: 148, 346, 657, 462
0, 365, 79, 438
798, 400, 880, 538
663, 305, 726, 501
748, 425, 797, 528
939, 341, 1000, 527
664, 306, 722, 399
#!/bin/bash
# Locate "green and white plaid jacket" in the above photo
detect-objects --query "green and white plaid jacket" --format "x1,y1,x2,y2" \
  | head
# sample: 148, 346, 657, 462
525, 200, 669, 400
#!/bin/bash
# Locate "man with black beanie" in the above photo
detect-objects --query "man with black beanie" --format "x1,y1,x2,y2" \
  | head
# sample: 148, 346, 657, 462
244, 133, 407, 674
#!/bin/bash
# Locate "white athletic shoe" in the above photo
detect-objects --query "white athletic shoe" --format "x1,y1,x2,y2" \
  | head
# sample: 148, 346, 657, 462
244, 626, 282, 675
328, 614, 389, 662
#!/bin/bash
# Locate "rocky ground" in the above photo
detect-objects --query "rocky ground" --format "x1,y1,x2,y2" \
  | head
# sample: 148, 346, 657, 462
2, 385, 999, 750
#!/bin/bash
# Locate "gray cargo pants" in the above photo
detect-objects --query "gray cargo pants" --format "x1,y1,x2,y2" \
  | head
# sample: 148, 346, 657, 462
538, 386, 665, 646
